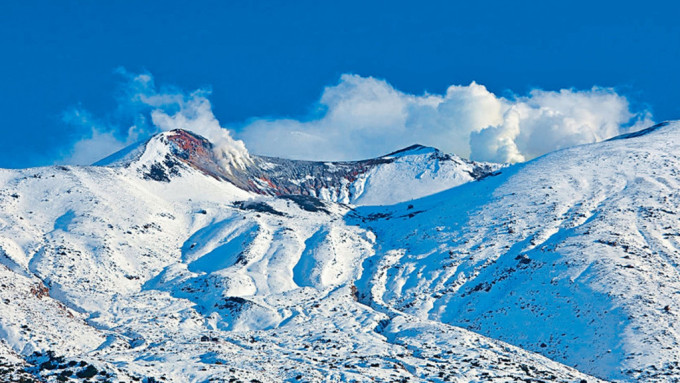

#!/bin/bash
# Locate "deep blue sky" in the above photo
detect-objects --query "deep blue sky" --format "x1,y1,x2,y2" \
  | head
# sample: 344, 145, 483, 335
1, 0, 678, 168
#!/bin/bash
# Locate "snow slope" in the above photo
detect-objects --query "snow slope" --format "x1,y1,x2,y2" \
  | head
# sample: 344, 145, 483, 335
351, 121, 680, 381
0, 122, 678, 382
0, 140, 594, 382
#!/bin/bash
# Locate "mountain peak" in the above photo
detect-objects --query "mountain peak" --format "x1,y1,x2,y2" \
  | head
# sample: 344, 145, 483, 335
93, 128, 208, 167
95, 128, 249, 177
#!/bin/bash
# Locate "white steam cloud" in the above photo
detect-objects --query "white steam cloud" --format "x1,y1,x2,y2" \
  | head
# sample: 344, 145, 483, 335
61, 71, 249, 167
134, 74, 251, 169
238, 74, 652, 163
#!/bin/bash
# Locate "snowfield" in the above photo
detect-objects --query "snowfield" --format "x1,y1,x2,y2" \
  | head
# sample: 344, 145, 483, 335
0, 122, 678, 382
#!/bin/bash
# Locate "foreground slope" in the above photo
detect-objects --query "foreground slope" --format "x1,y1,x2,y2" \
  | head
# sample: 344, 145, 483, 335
351, 121, 680, 381
0, 131, 597, 382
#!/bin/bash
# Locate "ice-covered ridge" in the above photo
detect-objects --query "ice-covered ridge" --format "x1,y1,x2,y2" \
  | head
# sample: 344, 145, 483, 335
607, 121, 671, 141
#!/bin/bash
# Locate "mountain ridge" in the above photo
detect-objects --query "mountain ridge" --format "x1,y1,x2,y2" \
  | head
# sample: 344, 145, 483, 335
95, 128, 502, 206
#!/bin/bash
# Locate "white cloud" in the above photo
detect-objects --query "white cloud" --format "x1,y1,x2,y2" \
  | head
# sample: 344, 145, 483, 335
62, 72, 652, 166
469, 108, 525, 163
237, 74, 652, 163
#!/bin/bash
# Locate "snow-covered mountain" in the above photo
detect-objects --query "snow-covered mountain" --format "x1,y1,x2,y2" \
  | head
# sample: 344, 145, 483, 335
97, 129, 501, 206
0, 122, 678, 382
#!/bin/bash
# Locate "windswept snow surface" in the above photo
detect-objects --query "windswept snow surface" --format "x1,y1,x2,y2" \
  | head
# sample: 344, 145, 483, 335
0, 123, 679, 382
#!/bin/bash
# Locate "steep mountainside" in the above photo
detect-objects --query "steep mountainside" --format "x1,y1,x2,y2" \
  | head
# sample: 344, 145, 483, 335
0, 122, 678, 382
351, 121, 680, 381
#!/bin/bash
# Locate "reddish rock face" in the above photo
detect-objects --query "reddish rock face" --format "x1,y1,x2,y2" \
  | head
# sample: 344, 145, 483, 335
166, 129, 214, 162
162, 130, 232, 182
